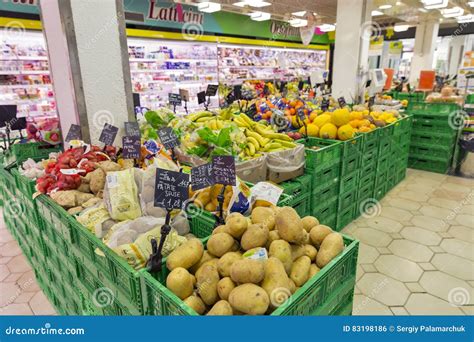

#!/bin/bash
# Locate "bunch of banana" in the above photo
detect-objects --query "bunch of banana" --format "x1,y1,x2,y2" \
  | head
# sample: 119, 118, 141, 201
187, 111, 214, 123
205, 118, 225, 130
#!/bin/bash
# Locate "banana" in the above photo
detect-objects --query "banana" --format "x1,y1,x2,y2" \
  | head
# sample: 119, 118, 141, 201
234, 117, 249, 128
239, 113, 255, 127
245, 131, 266, 147
263, 132, 293, 141
196, 116, 213, 123
189, 111, 212, 122
246, 136, 260, 150
273, 139, 297, 148
263, 142, 282, 152
247, 142, 256, 156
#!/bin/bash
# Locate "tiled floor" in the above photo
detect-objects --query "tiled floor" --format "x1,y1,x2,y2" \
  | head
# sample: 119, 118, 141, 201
0, 168, 472, 316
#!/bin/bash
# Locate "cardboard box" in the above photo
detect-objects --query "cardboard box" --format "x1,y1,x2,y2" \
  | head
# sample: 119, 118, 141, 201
266, 144, 305, 184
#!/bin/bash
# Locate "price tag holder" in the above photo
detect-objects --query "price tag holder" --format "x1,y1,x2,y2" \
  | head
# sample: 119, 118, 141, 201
154, 168, 190, 209
233, 85, 242, 100
99, 123, 118, 146
124, 122, 140, 138
321, 98, 330, 112
206, 84, 218, 97
297, 108, 306, 121
368, 96, 376, 108
197, 91, 206, 104
179, 89, 190, 102
65, 124, 82, 142
212, 155, 236, 186
263, 84, 269, 96
191, 163, 214, 191
168, 93, 182, 106
246, 103, 257, 120
157, 127, 179, 150
122, 136, 141, 159
338, 97, 347, 108
298, 80, 304, 91
279, 81, 287, 93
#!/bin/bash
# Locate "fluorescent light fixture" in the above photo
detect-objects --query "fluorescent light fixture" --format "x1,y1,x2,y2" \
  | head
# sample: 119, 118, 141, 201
249, 11, 271, 21
457, 14, 474, 23
318, 24, 335, 32
469, 1, 474, 7
198, 1, 221, 13
233, 1, 247, 6
292, 11, 307, 17
394, 24, 410, 32
421, 0, 448, 9
371, 10, 384, 16
379, 4, 392, 9
245, 0, 271, 7
288, 18, 308, 27
441, 7, 464, 18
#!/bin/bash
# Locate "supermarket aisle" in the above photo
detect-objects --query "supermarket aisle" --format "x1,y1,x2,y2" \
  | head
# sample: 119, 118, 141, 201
344, 169, 474, 316
0, 211, 56, 315
0, 169, 472, 316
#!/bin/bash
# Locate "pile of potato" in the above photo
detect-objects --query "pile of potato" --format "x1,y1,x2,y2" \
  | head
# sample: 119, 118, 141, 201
164, 206, 344, 315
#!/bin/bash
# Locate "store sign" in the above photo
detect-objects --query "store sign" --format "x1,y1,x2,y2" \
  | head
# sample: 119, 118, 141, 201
157, 127, 179, 150
154, 168, 190, 209
122, 136, 141, 159
389, 41, 403, 55
212, 155, 236, 186
146, 1, 204, 25
191, 163, 214, 191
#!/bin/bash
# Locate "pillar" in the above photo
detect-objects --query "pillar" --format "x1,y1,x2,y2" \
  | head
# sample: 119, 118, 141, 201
409, 21, 439, 85
332, 0, 372, 102
39, 0, 134, 145
448, 35, 466, 77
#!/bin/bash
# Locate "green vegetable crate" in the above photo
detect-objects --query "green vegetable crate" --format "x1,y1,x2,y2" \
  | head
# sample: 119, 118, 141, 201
141, 218, 359, 316
2, 142, 61, 168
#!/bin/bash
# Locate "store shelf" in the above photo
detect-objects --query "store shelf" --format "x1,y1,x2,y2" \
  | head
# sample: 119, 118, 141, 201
0, 84, 52, 89
0, 70, 50, 75
0, 56, 48, 61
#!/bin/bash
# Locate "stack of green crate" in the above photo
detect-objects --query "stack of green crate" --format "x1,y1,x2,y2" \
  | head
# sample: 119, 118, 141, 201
336, 135, 364, 231
406, 103, 460, 174
392, 91, 426, 103
278, 173, 312, 217
373, 123, 396, 200
297, 138, 343, 229
390, 116, 413, 187
2, 142, 61, 168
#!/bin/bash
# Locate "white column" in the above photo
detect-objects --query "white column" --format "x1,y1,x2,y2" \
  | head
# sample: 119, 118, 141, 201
448, 35, 466, 77
332, 0, 372, 102
409, 21, 439, 85
39, 0, 134, 145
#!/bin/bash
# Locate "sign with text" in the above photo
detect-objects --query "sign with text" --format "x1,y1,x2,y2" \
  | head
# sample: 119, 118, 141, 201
124, 122, 140, 138
197, 91, 206, 104
212, 155, 236, 186
205, 84, 218, 97
233, 85, 242, 100
338, 97, 347, 108
122, 136, 141, 159
154, 168, 190, 210
321, 98, 330, 112
179, 88, 190, 102
297, 108, 306, 122
99, 123, 118, 146
168, 93, 182, 106
65, 124, 82, 142
157, 127, 179, 150
191, 163, 214, 191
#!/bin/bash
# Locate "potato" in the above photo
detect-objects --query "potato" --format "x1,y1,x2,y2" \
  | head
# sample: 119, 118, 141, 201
291, 244, 306, 261
217, 277, 236, 300
288, 279, 296, 294
251, 207, 276, 230
266, 230, 280, 249
316, 233, 344, 268
230, 259, 265, 284
304, 245, 318, 262
301, 216, 319, 232
309, 264, 320, 279
217, 252, 242, 277
212, 225, 228, 235
207, 300, 233, 315
225, 212, 241, 223
184, 295, 206, 315
166, 239, 204, 271
195, 259, 218, 280
241, 224, 268, 251
290, 256, 311, 287
166, 268, 194, 300
89, 168, 106, 194
189, 251, 216, 275
275, 207, 306, 244
309, 225, 333, 248
98, 160, 121, 172
269, 240, 292, 274
207, 233, 235, 257
228, 284, 269, 315
302, 230, 310, 244
196, 265, 220, 306
226, 213, 248, 238
195, 190, 211, 208
261, 257, 292, 309
190, 274, 197, 287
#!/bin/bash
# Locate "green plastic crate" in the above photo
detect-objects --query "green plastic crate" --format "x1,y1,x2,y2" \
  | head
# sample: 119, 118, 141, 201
286, 192, 311, 217
410, 130, 457, 147
312, 181, 339, 201
374, 182, 388, 201
297, 137, 343, 171
0, 167, 16, 195
407, 102, 460, 116
359, 130, 378, 152
408, 157, 451, 174
340, 135, 363, 175
377, 123, 395, 137
375, 169, 388, 188
393, 115, 413, 137
310, 162, 341, 195
10, 167, 36, 199
312, 195, 337, 222
378, 135, 393, 156
338, 190, 357, 211
412, 118, 460, 135
409, 144, 455, 160
357, 179, 375, 203
361, 161, 376, 178
395, 168, 406, 184
376, 153, 390, 172
3, 142, 61, 168
279, 173, 312, 199
339, 170, 359, 194
141, 235, 358, 316
336, 204, 356, 231
393, 92, 425, 102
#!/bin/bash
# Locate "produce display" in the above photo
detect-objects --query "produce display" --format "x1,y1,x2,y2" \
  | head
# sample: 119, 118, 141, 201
164, 206, 344, 315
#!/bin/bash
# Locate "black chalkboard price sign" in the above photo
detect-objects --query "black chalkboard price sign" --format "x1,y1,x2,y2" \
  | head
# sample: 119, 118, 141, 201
124, 122, 140, 138
157, 127, 179, 150
154, 168, 190, 209
191, 163, 214, 191
233, 85, 242, 100
122, 136, 141, 159
338, 97, 347, 108
297, 108, 306, 121
212, 155, 236, 186
65, 124, 82, 142
206, 84, 218, 97
321, 98, 330, 112
368, 96, 375, 108
168, 93, 182, 106
197, 91, 206, 104
298, 80, 304, 91
99, 123, 119, 146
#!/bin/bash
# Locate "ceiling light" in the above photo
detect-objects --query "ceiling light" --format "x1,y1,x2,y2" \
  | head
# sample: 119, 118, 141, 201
421, 0, 448, 9
372, 10, 384, 16
396, 1, 403, 5
457, 14, 474, 23
233, 1, 247, 6
246, 0, 271, 7
469, 1, 474, 7
318, 24, 335, 32
249, 11, 271, 21
379, 5, 392, 9
198, 1, 221, 13
288, 18, 308, 27
292, 11, 307, 17
441, 7, 464, 18
394, 24, 410, 32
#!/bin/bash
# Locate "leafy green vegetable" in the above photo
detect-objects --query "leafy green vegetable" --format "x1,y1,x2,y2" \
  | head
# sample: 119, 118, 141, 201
144, 111, 166, 129
187, 145, 208, 157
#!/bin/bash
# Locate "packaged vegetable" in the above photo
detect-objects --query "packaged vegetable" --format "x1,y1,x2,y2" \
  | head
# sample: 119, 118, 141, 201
103, 168, 142, 221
